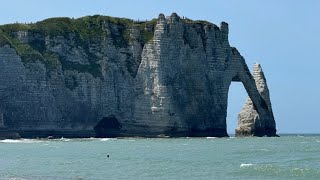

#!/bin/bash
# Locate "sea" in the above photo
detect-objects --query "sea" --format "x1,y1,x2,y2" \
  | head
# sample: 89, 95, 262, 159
0, 135, 319, 180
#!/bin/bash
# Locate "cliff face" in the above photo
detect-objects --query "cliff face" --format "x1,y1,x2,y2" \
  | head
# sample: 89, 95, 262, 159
0, 13, 277, 137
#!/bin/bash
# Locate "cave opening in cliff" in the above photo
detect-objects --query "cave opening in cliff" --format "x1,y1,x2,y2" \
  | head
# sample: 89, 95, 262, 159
94, 115, 122, 138
227, 82, 247, 136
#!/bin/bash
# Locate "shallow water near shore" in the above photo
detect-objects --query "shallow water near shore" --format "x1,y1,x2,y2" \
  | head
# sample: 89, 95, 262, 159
0, 135, 320, 179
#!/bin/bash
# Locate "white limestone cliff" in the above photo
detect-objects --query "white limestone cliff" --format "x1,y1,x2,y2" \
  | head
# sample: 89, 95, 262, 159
0, 13, 277, 137
236, 63, 276, 136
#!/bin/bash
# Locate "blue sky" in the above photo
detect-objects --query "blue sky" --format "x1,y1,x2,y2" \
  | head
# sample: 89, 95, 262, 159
1, 0, 319, 134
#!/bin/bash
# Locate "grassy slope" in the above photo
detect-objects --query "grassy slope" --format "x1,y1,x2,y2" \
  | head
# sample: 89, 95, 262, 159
0, 15, 157, 77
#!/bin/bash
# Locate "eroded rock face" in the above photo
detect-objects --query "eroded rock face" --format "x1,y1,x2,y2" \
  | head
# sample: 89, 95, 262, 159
236, 63, 277, 136
0, 112, 4, 128
0, 13, 277, 137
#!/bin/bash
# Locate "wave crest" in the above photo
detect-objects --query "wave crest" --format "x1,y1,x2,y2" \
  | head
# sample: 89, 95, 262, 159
240, 163, 254, 168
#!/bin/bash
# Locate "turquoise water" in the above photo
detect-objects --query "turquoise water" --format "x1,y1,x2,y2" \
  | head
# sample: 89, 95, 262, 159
0, 136, 320, 180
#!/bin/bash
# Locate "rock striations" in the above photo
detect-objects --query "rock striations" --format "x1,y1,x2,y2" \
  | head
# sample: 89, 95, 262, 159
236, 63, 277, 136
0, 13, 277, 138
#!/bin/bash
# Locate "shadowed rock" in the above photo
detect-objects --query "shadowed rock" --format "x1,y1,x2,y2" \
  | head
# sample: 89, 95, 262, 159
0, 112, 4, 128
0, 112, 20, 139
94, 115, 122, 138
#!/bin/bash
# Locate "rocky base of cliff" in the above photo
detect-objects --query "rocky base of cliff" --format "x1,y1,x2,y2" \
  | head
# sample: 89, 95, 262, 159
13, 129, 229, 138
0, 128, 21, 140
235, 128, 278, 137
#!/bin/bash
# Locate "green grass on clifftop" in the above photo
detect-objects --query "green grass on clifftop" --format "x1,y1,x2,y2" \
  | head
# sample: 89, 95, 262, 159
0, 30, 13, 47
0, 15, 157, 77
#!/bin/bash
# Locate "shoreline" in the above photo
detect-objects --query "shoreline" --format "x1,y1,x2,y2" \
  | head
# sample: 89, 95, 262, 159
1, 134, 319, 142
2, 129, 284, 139
2, 129, 316, 140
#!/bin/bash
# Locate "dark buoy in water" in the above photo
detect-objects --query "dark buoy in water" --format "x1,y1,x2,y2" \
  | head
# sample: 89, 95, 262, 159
107, 154, 110, 158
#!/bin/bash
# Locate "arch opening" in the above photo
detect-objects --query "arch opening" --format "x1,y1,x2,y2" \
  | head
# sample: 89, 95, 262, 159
226, 82, 247, 136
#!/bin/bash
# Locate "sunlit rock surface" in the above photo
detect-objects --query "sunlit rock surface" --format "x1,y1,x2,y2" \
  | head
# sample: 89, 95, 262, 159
0, 13, 277, 138
236, 63, 277, 136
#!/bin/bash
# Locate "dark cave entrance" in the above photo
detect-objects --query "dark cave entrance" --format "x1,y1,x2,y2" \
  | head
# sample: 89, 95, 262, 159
94, 115, 122, 138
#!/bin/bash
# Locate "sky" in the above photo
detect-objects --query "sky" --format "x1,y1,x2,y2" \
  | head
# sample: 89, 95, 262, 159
0, 0, 319, 134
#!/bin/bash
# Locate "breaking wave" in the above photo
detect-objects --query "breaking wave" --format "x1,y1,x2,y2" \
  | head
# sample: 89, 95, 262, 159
206, 137, 216, 139
240, 163, 254, 168
0, 139, 44, 143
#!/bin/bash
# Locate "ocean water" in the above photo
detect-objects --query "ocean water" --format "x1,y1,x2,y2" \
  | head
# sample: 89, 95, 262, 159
0, 135, 320, 180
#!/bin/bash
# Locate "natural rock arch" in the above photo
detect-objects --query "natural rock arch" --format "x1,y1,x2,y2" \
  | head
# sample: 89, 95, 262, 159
226, 59, 277, 137
235, 63, 277, 136
0, 13, 277, 138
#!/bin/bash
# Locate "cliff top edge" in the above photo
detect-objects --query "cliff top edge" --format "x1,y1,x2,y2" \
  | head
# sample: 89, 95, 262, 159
0, 13, 227, 35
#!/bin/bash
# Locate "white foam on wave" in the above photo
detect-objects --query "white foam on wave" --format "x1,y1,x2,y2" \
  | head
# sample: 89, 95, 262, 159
206, 137, 216, 139
0, 139, 44, 143
9, 177, 27, 180
100, 138, 111, 141
257, 149, 269, 152
60, 137, 71, 142
240, 163, 254, 168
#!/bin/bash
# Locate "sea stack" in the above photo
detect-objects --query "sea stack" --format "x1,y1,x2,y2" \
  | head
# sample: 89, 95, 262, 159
236, 63, 277, 137
0, 13, 277, 138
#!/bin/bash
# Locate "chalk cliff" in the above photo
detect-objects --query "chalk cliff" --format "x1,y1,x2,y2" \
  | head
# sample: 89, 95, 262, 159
236, 63, 276, 136
0, 13, 277, 137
